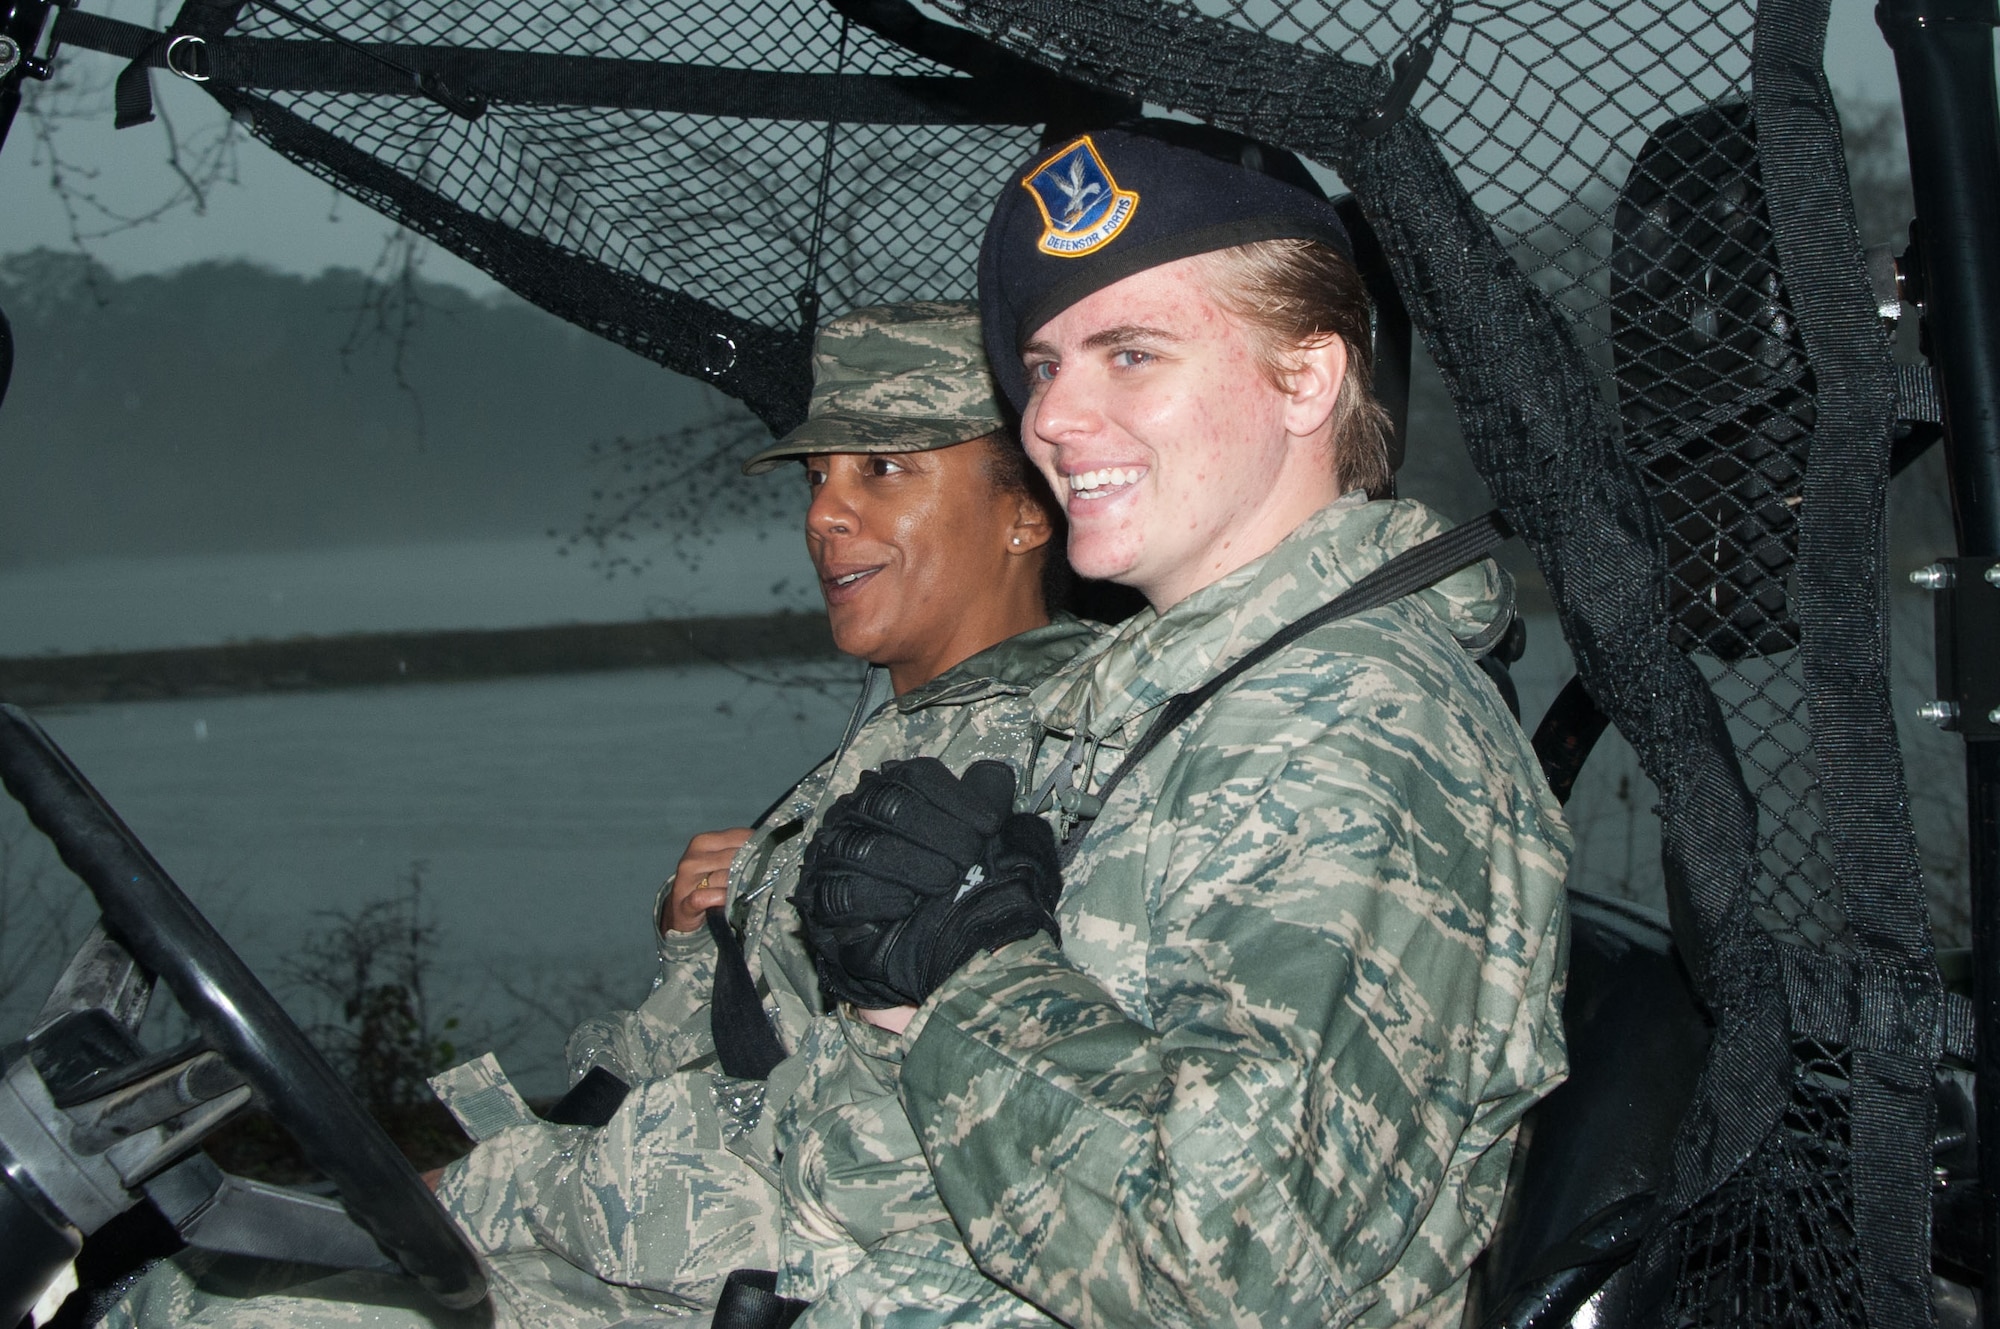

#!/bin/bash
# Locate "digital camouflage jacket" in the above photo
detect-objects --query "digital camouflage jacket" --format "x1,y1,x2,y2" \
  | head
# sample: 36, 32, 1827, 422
107, 620, 1103, 1329
565, 612, 1110, 1086
883, 496, 1574, 1329
429, 615, 1108, 1314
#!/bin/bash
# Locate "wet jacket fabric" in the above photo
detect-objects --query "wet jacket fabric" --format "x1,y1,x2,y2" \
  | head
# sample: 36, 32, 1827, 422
881, 497, 1574, 1328
441, 614, 1108, 1309
565, 613, 1109, 1088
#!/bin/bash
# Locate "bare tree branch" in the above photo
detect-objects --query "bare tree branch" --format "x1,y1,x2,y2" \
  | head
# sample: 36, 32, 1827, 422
281, 860, 464, 1114
337, 227, 434, 443
18, 47, 241, 263
555, 408, 799, 580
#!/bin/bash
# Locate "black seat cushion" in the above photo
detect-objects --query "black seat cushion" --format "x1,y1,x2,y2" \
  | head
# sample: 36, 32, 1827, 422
1467, 890, 1713, 1327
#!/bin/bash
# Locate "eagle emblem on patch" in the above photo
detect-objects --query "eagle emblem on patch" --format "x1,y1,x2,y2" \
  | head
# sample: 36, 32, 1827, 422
1022, 136, 1139, 258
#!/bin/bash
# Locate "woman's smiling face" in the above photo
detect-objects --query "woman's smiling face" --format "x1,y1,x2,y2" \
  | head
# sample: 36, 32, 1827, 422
803, 437, 1046, 693
1018, 255, 1344, 610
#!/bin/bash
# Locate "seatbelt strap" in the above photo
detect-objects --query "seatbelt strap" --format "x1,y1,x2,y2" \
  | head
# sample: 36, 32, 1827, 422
706, 673, 886, 1079
707, 907, 791, 1079
541, 1065, 631, 1127
1058, 509, 1511, 868
711, 1269, 808, 1328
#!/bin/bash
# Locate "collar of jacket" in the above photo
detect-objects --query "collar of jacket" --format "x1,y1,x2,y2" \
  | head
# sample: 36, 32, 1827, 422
1034, 496, 1514, 746
889, 612, 1112, 713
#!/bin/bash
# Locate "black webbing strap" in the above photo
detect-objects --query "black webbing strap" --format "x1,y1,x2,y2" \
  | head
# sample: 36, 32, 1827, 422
111, 0, 232, 129
1057, 509, 1511, 867
112, 0, 485, 125
540, 1065, 631, 1128
1755, 0, 1938, 1323
711, 1269, 808, 1329
707, 905, 790, 1080
60, 8, 1112, 127
113, 44, 164, 128
704, 766, 828, 1080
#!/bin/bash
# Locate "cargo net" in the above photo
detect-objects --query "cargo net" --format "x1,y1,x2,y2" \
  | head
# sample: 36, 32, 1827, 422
1669, 1038, 1869, 1327
1607, 97, 1846, 960
204, 0, 1044, 429
176, 0, 1887, 1322
1394, 2, 1845, 959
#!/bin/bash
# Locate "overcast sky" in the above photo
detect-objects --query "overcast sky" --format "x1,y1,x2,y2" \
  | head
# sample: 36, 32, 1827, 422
0, 2, 1914, 294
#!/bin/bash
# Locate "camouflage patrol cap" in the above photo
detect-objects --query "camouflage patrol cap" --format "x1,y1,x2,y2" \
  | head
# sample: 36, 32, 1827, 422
741, 301, 1007, 475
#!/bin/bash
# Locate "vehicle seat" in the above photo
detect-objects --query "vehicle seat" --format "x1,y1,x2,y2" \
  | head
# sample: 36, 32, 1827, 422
1466, 890, 1713, 1329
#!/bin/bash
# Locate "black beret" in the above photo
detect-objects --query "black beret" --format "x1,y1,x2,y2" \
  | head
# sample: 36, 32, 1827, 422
978, 121, 1355, 411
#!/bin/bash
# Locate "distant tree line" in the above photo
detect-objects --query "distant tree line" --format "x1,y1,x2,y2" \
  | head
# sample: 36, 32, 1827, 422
0, 249, 727, 567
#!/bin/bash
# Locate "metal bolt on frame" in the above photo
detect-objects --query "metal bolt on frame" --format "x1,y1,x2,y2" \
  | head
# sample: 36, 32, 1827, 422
1914, 562, 1957, 589
1919, 700, 1961, 726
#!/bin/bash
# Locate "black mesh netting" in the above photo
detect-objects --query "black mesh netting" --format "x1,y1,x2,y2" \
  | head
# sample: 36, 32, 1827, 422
220, 0, 960, 326
123, 0, 1090, 429
233, 88, 1043, 426
85, 0, 1949, 1321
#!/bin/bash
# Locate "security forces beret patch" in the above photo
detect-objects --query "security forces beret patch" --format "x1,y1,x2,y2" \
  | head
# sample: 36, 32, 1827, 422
978, 121, 1355, 411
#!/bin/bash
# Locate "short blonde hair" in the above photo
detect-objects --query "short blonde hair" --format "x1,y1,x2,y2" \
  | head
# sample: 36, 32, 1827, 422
1195, 238, 1394, 498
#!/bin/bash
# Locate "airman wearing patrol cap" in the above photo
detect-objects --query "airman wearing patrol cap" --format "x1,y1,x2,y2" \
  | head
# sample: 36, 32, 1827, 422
101, 301, 1111, 1329
735, 299, 1069, 697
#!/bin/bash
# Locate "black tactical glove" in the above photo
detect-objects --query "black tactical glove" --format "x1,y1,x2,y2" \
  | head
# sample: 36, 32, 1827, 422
794, 757, 1062, 1010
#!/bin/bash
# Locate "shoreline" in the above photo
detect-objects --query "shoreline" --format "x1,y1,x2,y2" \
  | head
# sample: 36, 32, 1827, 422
0, 612, 840, 707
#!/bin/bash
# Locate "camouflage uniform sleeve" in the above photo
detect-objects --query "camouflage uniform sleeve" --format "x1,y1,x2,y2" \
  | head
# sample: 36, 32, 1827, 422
565, 925, 719, 1084
436, 1065, 784, 1304
564, 777, 830, 1085
898, 668, 1569, 1328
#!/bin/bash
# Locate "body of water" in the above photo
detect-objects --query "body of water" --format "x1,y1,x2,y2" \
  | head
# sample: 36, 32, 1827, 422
2, 662, 859, 1091
0, 530, 824, 657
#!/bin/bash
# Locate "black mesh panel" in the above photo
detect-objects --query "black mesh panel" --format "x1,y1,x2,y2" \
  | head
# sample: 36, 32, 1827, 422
197, 0, 1046, 431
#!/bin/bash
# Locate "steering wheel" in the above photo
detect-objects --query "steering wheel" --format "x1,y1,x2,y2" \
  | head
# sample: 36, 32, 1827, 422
0, 702, 487, 1309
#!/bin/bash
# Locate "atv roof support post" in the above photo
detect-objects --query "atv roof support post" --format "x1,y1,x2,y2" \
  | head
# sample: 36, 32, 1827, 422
1879, 0, 2000, 1311
0, 0, 61, 152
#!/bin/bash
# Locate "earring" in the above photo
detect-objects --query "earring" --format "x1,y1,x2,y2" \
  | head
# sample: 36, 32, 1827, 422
1011, 537, 1022, 545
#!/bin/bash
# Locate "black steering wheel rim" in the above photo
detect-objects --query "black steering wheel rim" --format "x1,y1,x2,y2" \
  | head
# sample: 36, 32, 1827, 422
0, 703, 487, 1309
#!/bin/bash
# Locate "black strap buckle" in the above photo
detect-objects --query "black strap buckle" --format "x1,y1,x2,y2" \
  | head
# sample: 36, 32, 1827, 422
1359, 4, 1454, 141
1358, 36, 1439, 141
